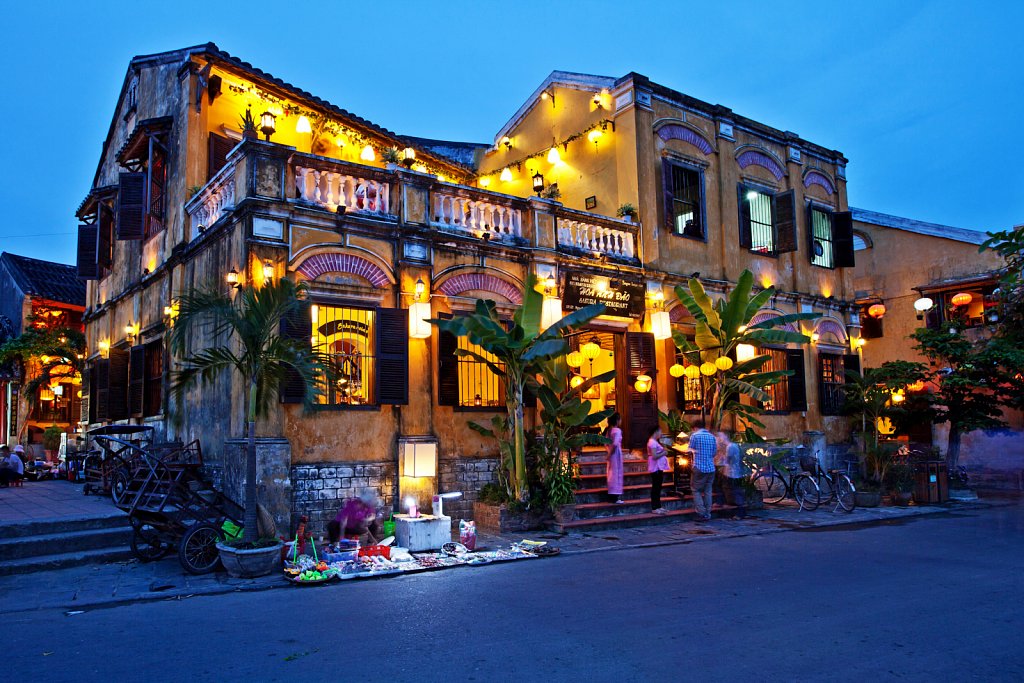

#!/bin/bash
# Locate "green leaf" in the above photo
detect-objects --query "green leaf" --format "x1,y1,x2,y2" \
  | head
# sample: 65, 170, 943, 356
539, 303, 607, 339
694, 320, 720, 351
724, 378, 771, 403
743, 329, 810, 345
743, 287, 775, 323
722, 270, 753, 336
688, 278, 722, 331
518, 274, 543, 342
522, 338, 568, 362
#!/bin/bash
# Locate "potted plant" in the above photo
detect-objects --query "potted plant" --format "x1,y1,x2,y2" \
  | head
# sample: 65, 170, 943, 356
381, 146, 402, 169
540, 184, 561, 201
171, 278, 322, 578
42, 425, 63, 460
888, 461, 914, 506
616, 203, 638, 222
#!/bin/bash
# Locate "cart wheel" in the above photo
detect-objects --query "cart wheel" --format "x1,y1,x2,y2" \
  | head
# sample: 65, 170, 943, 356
131, 524, 171, 562
179, 523, 223, 575
111, 466, 132, 506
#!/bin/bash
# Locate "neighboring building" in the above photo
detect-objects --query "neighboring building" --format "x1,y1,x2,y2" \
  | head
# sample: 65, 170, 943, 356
75, 44, 862, 531
0, 252, 86, 447
851, 210, 1023, 486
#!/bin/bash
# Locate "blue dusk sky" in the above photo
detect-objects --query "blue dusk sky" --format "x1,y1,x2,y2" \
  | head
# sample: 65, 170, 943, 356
0, 0, 1020, 265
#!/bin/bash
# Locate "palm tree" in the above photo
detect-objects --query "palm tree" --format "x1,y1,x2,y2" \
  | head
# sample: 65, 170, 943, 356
169, 278, 321, 545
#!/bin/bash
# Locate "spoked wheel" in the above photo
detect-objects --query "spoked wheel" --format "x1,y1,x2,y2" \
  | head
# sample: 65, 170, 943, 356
179, 523, 224, 575
835, 474, 857, 513
110, 460, 132, 506
752, 472, 787, 504
794, 474, 820, 511
130, 523, 172, 561
816, 474, 835, 509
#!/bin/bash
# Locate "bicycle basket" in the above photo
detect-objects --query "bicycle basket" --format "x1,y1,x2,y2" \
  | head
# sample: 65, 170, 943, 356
799, 454, 818, 474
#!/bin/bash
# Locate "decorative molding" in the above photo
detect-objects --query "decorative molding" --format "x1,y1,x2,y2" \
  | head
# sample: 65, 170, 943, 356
437, 272, 523, 304
803, 169, 836, 196
749, 309, 798, 333
655, 121, 714, 155
294, 251, 391, 288
814, 317, 848, 344
735, 148, 786, 180
668, 303, 693, 324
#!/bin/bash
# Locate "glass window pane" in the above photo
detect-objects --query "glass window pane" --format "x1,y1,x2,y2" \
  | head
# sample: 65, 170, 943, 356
312, 305, 375, 405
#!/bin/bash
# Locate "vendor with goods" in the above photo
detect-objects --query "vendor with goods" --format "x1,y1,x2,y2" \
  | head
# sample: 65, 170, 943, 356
327, 489, 384, 547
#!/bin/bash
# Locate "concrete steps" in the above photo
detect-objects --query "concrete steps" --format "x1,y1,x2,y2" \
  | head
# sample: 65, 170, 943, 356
0, 513, 133, 576
551, 503, 738, 533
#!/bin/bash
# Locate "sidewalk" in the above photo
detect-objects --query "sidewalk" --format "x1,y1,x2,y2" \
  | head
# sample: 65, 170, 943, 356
0, 498, 996, 615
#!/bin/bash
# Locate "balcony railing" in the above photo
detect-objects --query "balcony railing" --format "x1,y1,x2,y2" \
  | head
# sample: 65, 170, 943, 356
556, 209, 638, 261
186, 162, 236, 234
293, 157, 390, 216
431, 187, 523, 241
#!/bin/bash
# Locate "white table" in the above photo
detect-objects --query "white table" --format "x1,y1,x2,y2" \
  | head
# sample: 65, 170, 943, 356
393, 514, 452, 552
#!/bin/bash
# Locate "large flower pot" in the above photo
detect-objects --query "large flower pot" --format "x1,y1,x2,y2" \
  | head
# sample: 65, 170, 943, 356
855, 491, 881, 508
553, 504, 576, 525
892, 491, 913, 507
217, 540, 283, 578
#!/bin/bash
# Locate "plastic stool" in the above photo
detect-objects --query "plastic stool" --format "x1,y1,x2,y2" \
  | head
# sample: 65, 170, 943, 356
11, 477, 24, 487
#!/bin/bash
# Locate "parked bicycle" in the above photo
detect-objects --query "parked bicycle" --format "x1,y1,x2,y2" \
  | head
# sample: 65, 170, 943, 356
800, 451, 857, 513
749, 450, 820, 511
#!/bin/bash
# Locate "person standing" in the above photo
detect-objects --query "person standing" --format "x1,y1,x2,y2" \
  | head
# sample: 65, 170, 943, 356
717, 432, 747, 519
647, 426, 670, 514
0, 445, 24, 487
605, 413, 624, 504
688, 419, 717, 521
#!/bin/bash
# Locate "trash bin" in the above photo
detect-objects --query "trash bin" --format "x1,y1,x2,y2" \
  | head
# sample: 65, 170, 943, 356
913, 461, 948, 504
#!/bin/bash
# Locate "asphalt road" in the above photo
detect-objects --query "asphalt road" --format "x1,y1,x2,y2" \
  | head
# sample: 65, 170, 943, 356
7, 497, 1023, 682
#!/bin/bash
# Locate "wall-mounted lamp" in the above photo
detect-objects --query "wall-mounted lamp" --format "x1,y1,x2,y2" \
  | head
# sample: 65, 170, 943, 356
402, 147, 417, 169
547, 145, 561, 165
227, 268, 240, 289
262, 260, 274, 281
810, 332, 820, 343
592, 92, 603, 109
532, 171, 545, 196
913, 296, 934, 320
296, 115, 312, 134
124, 321, 139, 343
540, 89, 555, 107
856, 337, 867, 348
500, 136, 512, 150
500, 167, 513, 183
479, 176, 491, 188
259, 111, 276, 141
98, 339, 110, 358
360, 145, 376, 162
541, 271, 563, 331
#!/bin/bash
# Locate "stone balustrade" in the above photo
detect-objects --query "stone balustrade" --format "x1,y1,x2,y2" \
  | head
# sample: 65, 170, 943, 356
556, 211, 638, 260
431, 188, 523, 241
294, 161, 390, 216
186, 163, 235, 236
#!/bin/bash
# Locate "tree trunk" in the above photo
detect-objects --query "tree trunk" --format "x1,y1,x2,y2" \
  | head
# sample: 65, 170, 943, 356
511, 382, 527, 503
946, 425, 962, 472
242, 381, 259, 544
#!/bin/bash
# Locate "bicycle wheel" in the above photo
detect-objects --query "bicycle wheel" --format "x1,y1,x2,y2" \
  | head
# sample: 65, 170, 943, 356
817, 473, 835, 508
752, 472, 786, 504
835, 474, 857, 512
179, 522, 224, 575
794, 474, 820, 511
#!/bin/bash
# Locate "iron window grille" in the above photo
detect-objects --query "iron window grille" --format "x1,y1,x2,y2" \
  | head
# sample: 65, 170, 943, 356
312, 305, 376, 406
810, 207, 835, 268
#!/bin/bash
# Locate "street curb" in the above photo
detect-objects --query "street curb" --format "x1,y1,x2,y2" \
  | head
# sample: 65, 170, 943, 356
1, 500, 1003, 616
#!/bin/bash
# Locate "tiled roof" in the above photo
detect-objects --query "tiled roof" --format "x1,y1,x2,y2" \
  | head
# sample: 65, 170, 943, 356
851, 207, 990, 245
0, 253, 85, 307
398, 135, 491, 170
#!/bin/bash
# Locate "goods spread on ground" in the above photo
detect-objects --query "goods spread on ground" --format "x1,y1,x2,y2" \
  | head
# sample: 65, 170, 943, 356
283, 541, 549, 584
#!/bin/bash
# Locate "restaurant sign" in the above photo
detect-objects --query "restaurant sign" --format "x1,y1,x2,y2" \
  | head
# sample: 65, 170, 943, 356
563, 272, 645, 319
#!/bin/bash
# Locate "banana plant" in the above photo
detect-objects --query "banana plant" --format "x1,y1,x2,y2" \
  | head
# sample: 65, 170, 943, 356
431, 274, 606, 503
672, 269, 817, 434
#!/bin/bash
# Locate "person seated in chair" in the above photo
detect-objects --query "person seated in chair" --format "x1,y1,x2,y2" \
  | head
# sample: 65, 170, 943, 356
0, 445, 24, 487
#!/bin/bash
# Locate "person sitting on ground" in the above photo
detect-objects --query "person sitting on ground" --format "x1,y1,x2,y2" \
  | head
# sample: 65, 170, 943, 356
327, 489, 383, 546
0, 445, 24, 487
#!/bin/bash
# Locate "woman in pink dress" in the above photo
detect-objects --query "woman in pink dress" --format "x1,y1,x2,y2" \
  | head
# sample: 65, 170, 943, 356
605, 412, 624, 503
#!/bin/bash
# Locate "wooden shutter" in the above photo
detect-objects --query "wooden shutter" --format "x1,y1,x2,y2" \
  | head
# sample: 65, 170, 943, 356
95, 358, 110, 421
662, 158, 676, 233
107, 348, 130, 420
279, 302, 312, 404
805, 204, 816, 264
81, 363, 92, 424
128, 345, 146, 417
774, 190, 797, 253
116, 172, 146, 240
861, 314, 884, 340
375, 308, 409, 405
737, 184, 752, 249
785, 349, 807, 412
437, 313, 459, 407
844, 353, 861, 379
833, 211, 855, 268
625, 332, 658, 449
97, 204, 114, 270
76, 225, 99, 279
208, 132, 236, 181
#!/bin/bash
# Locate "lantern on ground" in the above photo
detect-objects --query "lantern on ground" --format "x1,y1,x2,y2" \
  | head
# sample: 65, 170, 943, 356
700, 362, 717, 376
683, 364, 701, 380
951, 292, 973, 307
634, 374, 652, 393
649, 310, 671, 341
669, 363, 685, 378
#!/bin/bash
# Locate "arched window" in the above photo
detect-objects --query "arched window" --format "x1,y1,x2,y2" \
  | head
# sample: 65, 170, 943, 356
852, 231, 871, 251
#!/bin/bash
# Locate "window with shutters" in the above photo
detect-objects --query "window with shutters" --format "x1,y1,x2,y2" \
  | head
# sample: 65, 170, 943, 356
809, 207, 835, 268
311, 305, 376, 406
739, 186, 798, 256
742, 186, 775, 254
457, 337, 506, 409
144, 340, 164, 417
818, 352, 847, 416
664, 161, 705, 239
145, 142, 167, 239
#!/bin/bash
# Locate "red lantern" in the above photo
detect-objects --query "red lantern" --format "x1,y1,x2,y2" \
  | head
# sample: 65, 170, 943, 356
951, 292, 973, 307
867, 303, 886, 319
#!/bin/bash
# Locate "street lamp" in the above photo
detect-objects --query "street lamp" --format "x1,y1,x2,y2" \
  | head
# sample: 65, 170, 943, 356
259, 111, 276, 141
532, 171, 544, 196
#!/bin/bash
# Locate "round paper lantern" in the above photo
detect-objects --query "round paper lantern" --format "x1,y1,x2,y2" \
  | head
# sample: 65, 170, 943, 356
913, 297, 934, 312
669, 363, 685, 378
683, 365, 701, 380
907, 380, 925, 393
569, 374, 585, 389
566, 351, 584, 368
633, 374, 652, 393
699, 362, 717, 376
581, 337, 602, 361
951, 292, 973, 307
867, 303, 886, 318
715, 356, 734, 372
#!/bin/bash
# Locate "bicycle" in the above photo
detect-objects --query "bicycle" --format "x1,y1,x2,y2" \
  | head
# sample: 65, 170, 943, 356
749, 454, 821, 511
801, 451, 857, 513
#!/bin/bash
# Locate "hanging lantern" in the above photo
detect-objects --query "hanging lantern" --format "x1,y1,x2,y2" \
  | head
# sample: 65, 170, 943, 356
500, 167, 513, 182
890, 390, 905, 404
566, 351, 584, 368
913, 297, 934, 312
907, 380, 925, 393
715, 356, 734, 372
699, 362, 717, 376
669, 363, 685, 378
867, 303, 886, 318
569, 375, 585, 389
633, 374, 652, 393
951, 292, 973, 307
649, 310, 671, 341
360, 145, 376, 162
547, 146, 561, 164
295, 115, 312, 134
581, 337, 602, 361
683, 364, 701, 380
408, 301, 432, 339
541, 297, 563, 331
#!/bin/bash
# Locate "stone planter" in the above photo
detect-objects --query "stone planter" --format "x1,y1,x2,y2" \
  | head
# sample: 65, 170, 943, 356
553, 504, 576, 525
745, 489, 764, 511
856, 491, 882, 507
217, 540, 284, 578
892, 491, 913, 507
472, 501, 547, 533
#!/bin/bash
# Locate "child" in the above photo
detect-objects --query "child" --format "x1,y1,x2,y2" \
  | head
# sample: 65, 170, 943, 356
647, 426, 671, 514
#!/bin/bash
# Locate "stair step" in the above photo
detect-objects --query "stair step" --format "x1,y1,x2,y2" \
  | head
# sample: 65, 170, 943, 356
0, 512, 130, 540
551, 504, 738, 533
575, 482, 675, 496
578, 470, 668, 481
0, 547, 135, 576
0, 526, 133, 561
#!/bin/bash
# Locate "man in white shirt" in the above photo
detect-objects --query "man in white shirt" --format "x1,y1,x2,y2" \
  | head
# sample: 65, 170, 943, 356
0, 445, 24, 486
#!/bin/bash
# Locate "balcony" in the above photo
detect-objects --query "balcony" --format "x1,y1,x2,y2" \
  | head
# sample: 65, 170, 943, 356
555, 208, 638, 261
430, 185, 524, 242
293, 156, 391, 217
185, 161, 236, 233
